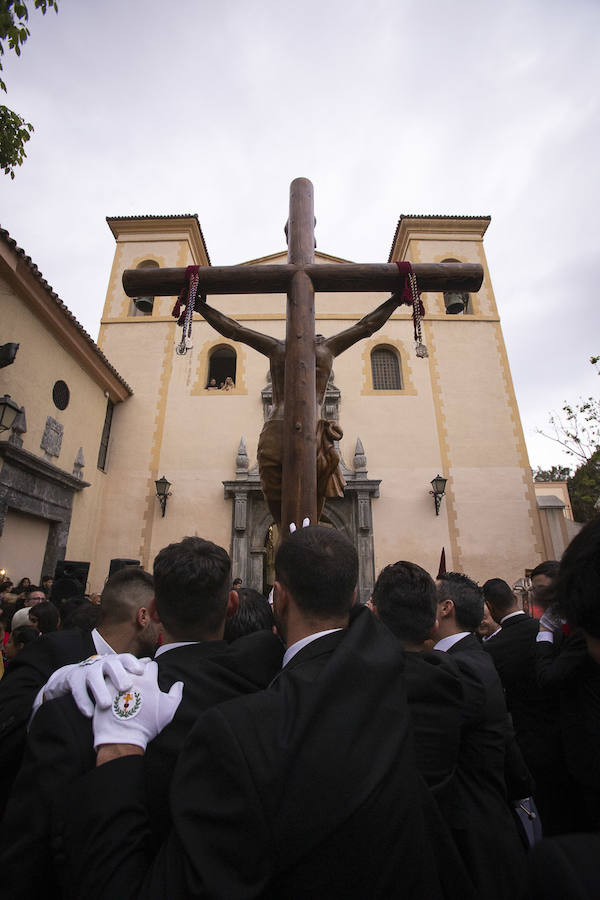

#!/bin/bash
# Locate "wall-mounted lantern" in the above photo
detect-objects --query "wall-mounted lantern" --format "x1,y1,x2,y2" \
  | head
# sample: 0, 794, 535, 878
0, 394, 21, 433
430, 474, 448, 516
155, 475, 172, 517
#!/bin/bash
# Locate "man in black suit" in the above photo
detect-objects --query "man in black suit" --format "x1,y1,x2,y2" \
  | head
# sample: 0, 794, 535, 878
369, 560, 463, 792
525, 517, 600, 897
1, 537, 283, 900
433, 572, 525, 900
61, 526, 470, 899
482, 577, 566, 835
0, 566, 157, 812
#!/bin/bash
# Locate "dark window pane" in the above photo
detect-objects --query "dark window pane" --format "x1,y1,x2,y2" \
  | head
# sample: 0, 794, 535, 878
371, 348, 401, 390
52, 380, 70, 410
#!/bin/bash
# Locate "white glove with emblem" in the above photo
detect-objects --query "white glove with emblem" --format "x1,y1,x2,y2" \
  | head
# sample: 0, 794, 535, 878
92, 660, 184, 751
32, 653, 151, 719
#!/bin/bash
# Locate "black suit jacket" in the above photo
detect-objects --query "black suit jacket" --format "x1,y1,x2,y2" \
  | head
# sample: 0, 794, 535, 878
0, 627, 96, 812
445, 633, 525, 900
484, 613, 560, 767
1, 630, 284, 900
404, 649, 463, 790
63, 608, 475, 900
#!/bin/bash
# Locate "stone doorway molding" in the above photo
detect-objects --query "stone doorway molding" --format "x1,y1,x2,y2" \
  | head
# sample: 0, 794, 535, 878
223, 435, 380, 603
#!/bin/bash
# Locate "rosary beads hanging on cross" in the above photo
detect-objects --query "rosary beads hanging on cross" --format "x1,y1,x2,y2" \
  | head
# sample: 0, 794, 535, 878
123, 178, 483, 531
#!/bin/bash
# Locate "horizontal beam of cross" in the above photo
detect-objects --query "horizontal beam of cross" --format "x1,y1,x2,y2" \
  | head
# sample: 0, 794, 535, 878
123, 262, 483, 298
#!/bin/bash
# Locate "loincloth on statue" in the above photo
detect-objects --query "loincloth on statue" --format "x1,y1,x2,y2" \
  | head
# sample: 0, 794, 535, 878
256, 418, 346, 504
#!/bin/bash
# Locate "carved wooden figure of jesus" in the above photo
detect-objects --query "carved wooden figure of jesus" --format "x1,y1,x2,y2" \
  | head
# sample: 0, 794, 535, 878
196, 293, 405, 526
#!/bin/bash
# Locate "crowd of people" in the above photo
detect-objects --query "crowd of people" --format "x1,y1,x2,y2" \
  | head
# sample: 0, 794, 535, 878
1, 518, 600, 898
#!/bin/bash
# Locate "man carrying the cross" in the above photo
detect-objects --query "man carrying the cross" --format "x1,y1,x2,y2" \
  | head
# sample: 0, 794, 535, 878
191, 291, 410, 526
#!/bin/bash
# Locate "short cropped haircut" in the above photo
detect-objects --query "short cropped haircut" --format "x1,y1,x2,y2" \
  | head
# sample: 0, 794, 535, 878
482, 578, 515, 617
153, 537, 231, 637
224, 588, 273, 642
372, 561, 437, 644
437, 572, 484, 631
99, 567, 154, 627
530, 560, 560, 581
554, 517, 600, 638
275, 525, 358, 619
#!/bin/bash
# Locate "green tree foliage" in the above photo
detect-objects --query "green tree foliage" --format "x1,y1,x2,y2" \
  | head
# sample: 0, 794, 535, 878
567, 450, 600, 522
533, 465, 572, 482
0, 1, 58, 178
537, 357, 600, 521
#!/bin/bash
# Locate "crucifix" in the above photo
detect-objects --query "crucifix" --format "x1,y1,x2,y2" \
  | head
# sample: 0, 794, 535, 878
123, 178, 483, 531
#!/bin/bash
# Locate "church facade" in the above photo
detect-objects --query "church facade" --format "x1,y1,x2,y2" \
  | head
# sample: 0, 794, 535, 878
84, 212, 543, 597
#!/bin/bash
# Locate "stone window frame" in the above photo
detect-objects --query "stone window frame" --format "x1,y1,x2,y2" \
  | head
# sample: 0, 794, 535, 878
191, 338, 248, 396
360, 335, 416, 396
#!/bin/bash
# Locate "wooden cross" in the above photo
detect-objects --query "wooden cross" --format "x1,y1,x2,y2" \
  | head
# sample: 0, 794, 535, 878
123, 178, 483, 530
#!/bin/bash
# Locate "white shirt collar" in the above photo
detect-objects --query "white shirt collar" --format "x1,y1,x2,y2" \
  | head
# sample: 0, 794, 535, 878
154, 640, 199, 658
482, 626, 502, 642
91, 628, 116, 656
282, 629, 343, 668
433, 631, 471, 652
500, 610, 526, 625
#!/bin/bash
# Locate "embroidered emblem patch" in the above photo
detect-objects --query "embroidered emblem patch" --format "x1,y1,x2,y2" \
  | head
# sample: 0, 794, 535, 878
112, 690, 142, 720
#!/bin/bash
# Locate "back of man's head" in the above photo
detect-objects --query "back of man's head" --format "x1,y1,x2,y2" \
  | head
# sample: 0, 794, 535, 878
372, 561, 436, 644
531, 560, 560, 581
554, 517, 600, 638
99, 567, 154, 627
482, 578, 516, 621
275, 525, 358, 620
437, 572, 483, 632
224, 588, 273, 642
153, 537, 231, 639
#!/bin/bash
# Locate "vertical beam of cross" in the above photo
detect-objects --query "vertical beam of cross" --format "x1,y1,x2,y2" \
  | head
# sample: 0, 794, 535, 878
282, 178, 317, 529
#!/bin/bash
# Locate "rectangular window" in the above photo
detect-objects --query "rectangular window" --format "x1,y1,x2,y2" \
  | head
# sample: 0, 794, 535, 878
97, 399, 114, 471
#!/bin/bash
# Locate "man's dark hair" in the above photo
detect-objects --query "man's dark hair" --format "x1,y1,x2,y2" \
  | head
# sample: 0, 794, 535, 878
224, 588, 273, 642
530, 560, 560, 581
62, 600, 102, 632
153, 537, 231, 639
24, 584, 42, 598
554, 517, 600, 638
98, 567, 154, 627
28, 601, 60, 634
275, 525, 358, 619
482, 578, 515, 617
372, 561, 437, 644
11, 624, 39, 647
437, 572, 484, 631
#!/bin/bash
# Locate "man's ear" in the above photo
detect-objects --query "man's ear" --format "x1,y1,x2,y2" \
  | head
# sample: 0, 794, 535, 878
438, 598, 454, 620
225, 590, 239, 620
149, 597, 161, 624
136, 606, 150, 627
350, 587, 358, 608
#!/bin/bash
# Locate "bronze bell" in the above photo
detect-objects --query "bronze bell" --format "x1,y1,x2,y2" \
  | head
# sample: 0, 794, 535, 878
443, 291, 469, 315
133, 296, 154, 314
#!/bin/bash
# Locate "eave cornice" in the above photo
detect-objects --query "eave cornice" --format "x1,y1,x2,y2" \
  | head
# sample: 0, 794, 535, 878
0, 229, 132, 403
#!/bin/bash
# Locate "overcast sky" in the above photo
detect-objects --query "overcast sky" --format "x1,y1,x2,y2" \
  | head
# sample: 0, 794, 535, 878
1, 0, 599, 470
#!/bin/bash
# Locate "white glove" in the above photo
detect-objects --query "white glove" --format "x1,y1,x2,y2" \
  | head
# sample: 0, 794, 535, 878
92, 661, 183, 751
34, 653, 151, 718
539, 608, 564, 633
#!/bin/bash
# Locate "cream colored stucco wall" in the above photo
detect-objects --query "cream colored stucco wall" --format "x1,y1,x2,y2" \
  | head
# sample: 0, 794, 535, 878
0, 274, 114, 580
